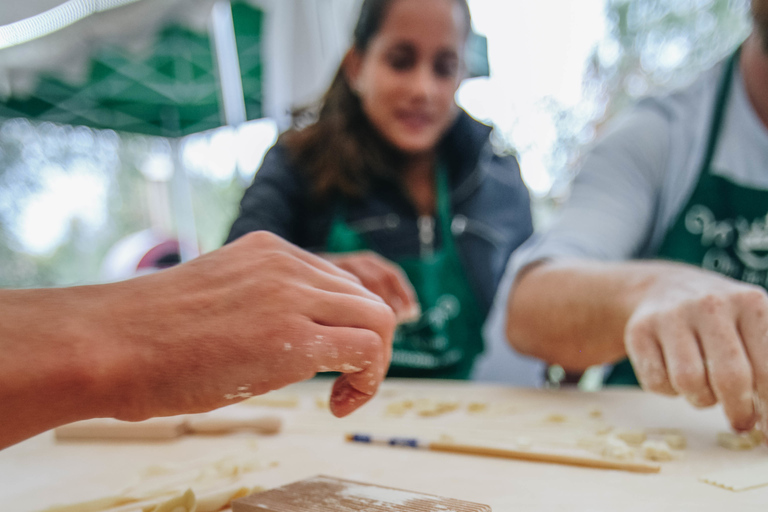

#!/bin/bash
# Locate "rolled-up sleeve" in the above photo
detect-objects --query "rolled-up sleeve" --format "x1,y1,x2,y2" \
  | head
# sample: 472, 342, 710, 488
485, 106, 672, 347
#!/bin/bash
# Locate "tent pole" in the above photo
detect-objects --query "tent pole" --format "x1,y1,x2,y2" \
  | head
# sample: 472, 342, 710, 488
170, 138, 200, 262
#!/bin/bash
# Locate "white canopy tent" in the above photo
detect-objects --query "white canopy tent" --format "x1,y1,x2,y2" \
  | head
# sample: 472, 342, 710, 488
0, 0, 363, 263
0, 0, 363, 131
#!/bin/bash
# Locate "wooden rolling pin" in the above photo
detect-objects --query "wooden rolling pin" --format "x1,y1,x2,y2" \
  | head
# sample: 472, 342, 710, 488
55, 414, 282, 440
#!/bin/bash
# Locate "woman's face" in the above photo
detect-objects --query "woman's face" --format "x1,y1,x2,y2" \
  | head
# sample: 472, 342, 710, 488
346, 0, 467, 155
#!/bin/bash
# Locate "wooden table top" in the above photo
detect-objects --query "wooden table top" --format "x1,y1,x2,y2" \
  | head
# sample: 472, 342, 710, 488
1, 379, 766, 511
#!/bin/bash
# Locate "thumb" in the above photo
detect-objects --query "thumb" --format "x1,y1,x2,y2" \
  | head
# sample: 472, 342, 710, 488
329, 373, 377, 417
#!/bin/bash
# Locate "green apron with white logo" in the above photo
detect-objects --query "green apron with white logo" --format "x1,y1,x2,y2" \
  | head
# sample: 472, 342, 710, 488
607, 48, 768, 385
325, 165, 485, 379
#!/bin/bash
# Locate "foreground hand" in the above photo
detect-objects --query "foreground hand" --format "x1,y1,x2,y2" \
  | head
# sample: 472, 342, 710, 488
100, 232, 396, 420
322, 251, 420, 323
625, 264, 768, 434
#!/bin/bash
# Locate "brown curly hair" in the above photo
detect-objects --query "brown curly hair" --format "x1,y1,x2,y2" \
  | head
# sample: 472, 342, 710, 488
280, 0, 472, 200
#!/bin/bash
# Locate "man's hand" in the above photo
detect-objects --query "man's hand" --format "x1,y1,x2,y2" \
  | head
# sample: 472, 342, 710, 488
507, 259, 768, 437
94, 232, 397, 421
1, 232, 399, 449
626, 265, 768, 434
323, 251, 420, 323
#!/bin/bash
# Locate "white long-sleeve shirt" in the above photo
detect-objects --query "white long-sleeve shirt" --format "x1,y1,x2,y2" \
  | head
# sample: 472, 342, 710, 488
482, 55, 768, 383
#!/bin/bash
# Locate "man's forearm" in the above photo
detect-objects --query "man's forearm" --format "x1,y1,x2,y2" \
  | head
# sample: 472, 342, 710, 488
505, 259, 659, 371
0, 287, 117, 449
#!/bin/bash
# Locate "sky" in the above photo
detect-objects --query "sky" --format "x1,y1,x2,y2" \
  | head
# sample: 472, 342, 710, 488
12, 0, 609, 255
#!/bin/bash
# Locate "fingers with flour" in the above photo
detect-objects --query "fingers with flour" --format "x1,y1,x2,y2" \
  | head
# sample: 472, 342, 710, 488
735, 289, 768, 437
697, 296, 756, 432
308, 290, 396, 417
625, 316, 676, 396
655, 315, 716, 408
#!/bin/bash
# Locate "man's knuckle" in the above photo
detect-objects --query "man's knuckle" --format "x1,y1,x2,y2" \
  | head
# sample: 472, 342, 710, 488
642, 375, 668, 394
671, 367, 704, 393
358, 330, 381, 350
377, 305, 397, 332
712, 364, 751, 393
753, 365, 768, 385
698, 294, 726, 315
737, 287, 768, 314
246, 230, 279, 247
626, 319, 653, 344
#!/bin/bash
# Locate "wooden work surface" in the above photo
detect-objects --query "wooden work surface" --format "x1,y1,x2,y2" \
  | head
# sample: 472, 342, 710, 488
1, 379, 766, 511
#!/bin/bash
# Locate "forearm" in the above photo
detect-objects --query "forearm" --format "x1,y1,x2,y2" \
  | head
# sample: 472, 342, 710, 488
0, 286, 122, 449
506, 259, 665, 371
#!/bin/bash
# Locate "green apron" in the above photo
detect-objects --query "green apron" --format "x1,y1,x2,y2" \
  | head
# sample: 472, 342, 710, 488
607, 48, 768, 385
325, 165, 485, 379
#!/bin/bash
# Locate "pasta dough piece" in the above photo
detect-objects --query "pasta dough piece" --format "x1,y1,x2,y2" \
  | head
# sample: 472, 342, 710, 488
196, 485, 263, 512
37, 448, 269, 512
663, 433, 687, 450
640, 440, 674, 461
314, 395, 329, 410
544, 414, 567, 424
699, 462, 768, 492
601, 437, 635, 460
716, 430, 763, 451
145, 489, 195, 512
615, 429, 647, 447
40, 496, 138, 512
467, 402, 488, 413
415, 399, 460, 417
385, 399, 414, 417
438, 433, 456, 444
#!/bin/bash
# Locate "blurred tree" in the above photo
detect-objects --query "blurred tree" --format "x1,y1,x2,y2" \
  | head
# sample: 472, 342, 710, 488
587, 0, 751, 124
189, 173, 244, 253
0, 118, 244, 288
545, 0, 752, 199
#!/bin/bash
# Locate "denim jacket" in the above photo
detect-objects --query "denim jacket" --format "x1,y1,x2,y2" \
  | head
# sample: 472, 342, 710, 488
226, 110, 533, 315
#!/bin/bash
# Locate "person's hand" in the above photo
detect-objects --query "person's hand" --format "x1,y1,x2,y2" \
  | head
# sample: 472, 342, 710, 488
625, 264, 768, 434
96, 232, 396, 421
322, 251, 420, 323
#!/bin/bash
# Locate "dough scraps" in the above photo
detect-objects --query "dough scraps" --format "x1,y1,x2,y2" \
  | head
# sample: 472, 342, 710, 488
640, 440, 674, 461
37, 449, 269, 512
663, 433, 687, 450
699, 462, 768, 492
615, 429, 647, 447
716, 429, 764, 451
601, 437, 636, 460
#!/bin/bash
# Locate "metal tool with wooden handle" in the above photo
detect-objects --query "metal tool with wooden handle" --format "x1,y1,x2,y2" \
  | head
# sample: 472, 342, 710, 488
346, 433, 661, 474
55, 414, 282, 440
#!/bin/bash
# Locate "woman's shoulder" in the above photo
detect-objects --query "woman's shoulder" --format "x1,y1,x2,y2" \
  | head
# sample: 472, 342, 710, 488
442, 110, 525, 194
442, 109, 493, 155
252, 138, 311, 187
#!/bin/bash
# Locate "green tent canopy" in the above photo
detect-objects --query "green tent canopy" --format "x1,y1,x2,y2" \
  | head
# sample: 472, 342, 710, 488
0, 2, 263, 138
